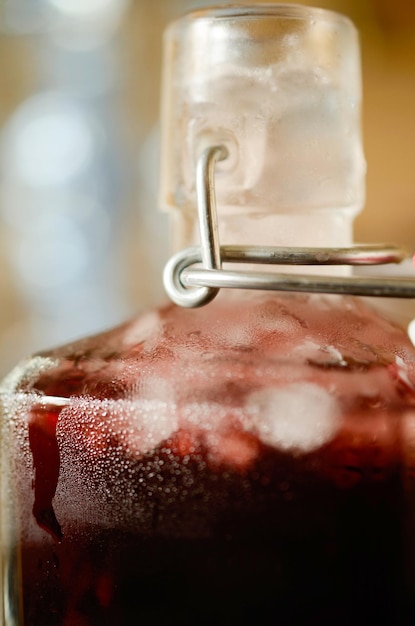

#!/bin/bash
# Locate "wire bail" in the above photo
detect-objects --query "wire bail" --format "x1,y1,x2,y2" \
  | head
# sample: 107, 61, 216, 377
163, 146, 414, 309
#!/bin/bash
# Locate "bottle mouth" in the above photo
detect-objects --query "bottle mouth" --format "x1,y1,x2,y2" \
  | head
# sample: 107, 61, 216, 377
170, 3, 355, 31
160, 2, 364, 239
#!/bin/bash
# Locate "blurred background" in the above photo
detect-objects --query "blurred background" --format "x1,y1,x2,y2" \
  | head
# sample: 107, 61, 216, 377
0, 0, 414, 375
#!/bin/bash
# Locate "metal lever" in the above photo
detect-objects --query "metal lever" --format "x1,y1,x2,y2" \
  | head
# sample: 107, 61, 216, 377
163, 146, 414, 309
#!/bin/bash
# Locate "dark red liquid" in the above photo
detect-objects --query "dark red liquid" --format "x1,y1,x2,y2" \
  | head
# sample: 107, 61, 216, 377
4, 293, 415, 624
23, 416, 415, 625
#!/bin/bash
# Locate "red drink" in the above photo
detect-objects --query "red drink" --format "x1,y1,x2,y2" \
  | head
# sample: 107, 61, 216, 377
3, 292, 415, 624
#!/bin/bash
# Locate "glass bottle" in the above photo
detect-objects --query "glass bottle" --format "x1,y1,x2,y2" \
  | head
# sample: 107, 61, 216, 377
2, 4, 415, 625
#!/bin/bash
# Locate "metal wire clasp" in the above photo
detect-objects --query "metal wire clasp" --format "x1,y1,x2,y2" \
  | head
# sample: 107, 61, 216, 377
163, 146, 415, 308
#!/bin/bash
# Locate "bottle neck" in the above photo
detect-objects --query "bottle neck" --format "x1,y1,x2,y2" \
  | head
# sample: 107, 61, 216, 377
170, 208, 356, 276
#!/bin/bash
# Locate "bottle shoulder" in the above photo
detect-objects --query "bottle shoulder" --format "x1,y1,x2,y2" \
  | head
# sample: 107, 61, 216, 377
2, 292, 415, 405
2, 292, 415, 484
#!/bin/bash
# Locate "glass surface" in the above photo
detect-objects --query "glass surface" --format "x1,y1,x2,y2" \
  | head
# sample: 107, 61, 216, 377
160, 3, 365, 229
2, 291, 415, 624
2, 4, 415, 625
